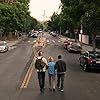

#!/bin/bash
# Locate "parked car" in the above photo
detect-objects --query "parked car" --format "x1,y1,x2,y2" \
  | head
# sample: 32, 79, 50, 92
52, 32, 57, 37
67, 42, 82, 52
33, 32, 38, 38
27, 32, 33, 37
50, 32, 57, 37
27, 32, 38, 38
0, 41, 8, 53
63, 39, 71, 49
79, 51, 100, 71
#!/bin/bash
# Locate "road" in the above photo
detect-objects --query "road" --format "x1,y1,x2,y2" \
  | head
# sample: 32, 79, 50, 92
0, 37, 35, 100
0, 33, 100, 100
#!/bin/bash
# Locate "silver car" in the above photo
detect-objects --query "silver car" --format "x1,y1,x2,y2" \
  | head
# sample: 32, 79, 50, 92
67, 42, 82, 52
0, 41, 8, 52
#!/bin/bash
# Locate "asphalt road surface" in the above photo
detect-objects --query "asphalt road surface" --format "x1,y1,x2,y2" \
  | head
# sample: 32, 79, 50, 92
0, 37, 35, 100
0, 33, 100, 100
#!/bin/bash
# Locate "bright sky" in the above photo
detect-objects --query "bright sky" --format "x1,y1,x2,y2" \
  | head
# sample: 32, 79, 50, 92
29, 0, 61, 21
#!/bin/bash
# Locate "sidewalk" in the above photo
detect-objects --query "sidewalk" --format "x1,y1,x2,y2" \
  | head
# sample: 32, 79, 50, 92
7, 35, 27, 47
60, 36, 100, 52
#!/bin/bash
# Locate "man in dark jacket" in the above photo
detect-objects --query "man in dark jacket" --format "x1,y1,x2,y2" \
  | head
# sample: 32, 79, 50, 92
55, 55, 66, 92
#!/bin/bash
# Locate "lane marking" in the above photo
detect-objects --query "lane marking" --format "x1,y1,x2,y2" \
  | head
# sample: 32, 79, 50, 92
20, 66, 32, 88
58, 40, 61, 42
47, 40, 49, 43
24, 67, 33, 88
20, 59, 34, 88
52, 40, 55, 42
33, 40, 36, 43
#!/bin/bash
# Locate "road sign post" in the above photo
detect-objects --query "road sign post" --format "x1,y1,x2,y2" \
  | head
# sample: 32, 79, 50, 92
80, 23, 83, 48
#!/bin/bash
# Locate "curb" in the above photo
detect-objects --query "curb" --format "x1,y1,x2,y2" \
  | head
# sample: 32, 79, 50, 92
59, 36, 100, 52
7, 36, 27, 47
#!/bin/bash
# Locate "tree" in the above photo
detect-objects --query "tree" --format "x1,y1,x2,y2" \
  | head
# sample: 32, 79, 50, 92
60, 0, 100, 51
0, 0, 39, 39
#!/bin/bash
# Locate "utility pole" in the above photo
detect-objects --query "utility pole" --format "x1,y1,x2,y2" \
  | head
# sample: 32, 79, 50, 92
80, 23, 83, 48
42, 10, 45, 37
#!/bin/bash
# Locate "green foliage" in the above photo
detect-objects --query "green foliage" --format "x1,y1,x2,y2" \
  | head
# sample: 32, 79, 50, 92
61, 0, 100, 35
0, 0, 39, 36
48, 0, 100, 36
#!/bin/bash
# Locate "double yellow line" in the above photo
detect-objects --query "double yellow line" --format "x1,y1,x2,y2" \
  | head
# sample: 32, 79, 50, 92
20, 60, 34, 88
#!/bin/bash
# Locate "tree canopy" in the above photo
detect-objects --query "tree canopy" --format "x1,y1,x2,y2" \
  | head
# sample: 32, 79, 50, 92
48, 0, 100, 35
0, 0, 39, 36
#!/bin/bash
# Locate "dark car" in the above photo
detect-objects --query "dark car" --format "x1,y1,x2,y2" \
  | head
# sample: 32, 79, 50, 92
79, 51, 100, 71
67, 42, 82, 52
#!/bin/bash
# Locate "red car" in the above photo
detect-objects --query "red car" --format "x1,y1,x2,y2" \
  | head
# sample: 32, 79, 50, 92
64, 39, 70, 49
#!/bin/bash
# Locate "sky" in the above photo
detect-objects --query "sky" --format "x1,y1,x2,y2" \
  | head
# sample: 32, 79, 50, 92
29, 0, 61, 21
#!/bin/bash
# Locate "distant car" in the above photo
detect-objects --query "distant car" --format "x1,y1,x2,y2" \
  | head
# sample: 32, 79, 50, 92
34, 31, 39, 35
0, 41, 8, 53
27, 32, 33, 37
79, 51, 100, 71
52, 32, 57, 37
63, 39, 71, 49
50, 32, 57, 37
67, 42, 82, 52
33, 32, 38, 38
27, 32, 38, 38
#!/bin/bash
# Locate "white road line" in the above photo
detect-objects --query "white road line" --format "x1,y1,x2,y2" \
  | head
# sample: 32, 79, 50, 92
58, 40, 61, 42
52, 40, 55, 42
47, 40, 49, 43
33, 40, 36, 42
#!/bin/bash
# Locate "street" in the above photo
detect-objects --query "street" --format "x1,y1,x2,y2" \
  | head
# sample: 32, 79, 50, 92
0, 33, 100, 100
0, 37, 35, 100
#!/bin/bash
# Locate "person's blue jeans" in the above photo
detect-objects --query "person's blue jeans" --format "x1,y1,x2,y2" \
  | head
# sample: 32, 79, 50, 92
57, 74, 65, 90
37, 72, 45, 90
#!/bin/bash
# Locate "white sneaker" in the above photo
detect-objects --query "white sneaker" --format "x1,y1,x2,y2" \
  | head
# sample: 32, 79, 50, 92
60, 89, 64, 92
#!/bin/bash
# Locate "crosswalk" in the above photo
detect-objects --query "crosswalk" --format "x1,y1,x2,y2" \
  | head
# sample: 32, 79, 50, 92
47, 39, 61, 43
8, 39, 62, 51
27, 39, 62, 44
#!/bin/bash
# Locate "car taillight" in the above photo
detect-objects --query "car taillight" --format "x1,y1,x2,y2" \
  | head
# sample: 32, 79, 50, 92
87, 58, 93, 64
